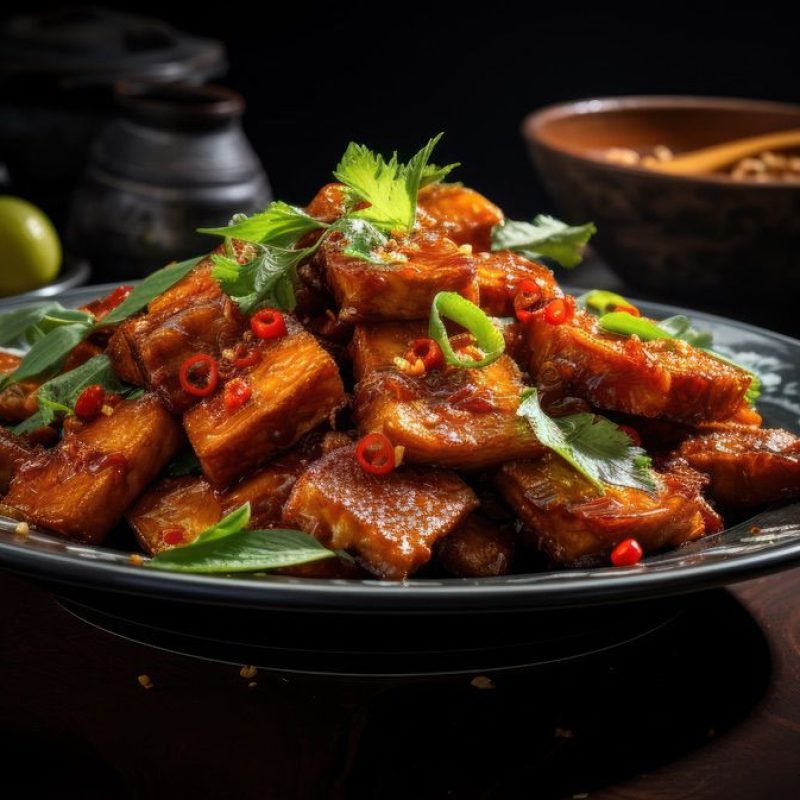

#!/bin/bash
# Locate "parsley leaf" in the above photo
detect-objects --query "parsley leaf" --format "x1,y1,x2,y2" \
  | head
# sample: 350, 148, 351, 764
517, 388, 658, 494
334, 217, 389, 264
420, 160, 460, 188
197, 202, 327, 247
491, 215, 596, 269
333, 133, 448, 233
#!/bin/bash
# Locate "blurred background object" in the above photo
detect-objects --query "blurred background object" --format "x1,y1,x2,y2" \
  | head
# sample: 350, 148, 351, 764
67, 81, 270, 278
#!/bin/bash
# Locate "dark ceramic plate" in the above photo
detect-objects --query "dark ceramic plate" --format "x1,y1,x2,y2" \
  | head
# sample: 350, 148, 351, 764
1, 285, 799, 674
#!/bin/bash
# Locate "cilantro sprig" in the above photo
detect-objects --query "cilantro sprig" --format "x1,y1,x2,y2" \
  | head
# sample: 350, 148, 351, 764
491, 215, 596, 269
517, 388, 658, 494
146, 502, 334, 574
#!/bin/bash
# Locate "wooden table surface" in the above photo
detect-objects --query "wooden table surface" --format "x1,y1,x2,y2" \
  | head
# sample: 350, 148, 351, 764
1, 566, 799, 800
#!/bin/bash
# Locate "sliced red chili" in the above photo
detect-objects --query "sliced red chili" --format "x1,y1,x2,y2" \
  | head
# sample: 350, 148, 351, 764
544, 296, 576, 325
224, 377, 252, 412
617, 424, 642, 447
611, 538, 644, 567
232, 344, 262, 369
104, 284, 134, 311
179, 354, 219, 397
162, 526, 186, 546
614, 303, 641, 317
355, 433, 396, 475
406, 338, 444, 371
74, 384, 106, 420
513, 279, 542, 323
251, 308, 287, 340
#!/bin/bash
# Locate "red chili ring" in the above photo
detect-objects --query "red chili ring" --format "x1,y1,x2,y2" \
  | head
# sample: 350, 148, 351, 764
251, 308, 287, 340
162, 526, 186, 546
544, 296, 576, 325
179, 354, 220, 397
355, 433, 396, 475
513, 279, 542, 323
611, 538, 644, 567
224, 377, 252, 412
407, 338, 444, 371
74, 384, 106, 420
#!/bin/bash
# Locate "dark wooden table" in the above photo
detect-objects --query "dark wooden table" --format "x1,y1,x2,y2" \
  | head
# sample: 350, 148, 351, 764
1, 566, 799, 799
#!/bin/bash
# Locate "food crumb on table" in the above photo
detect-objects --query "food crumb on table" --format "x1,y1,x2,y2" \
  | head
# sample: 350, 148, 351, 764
239, 665, 258, 679
470, 675, 494, 689
137, 674, 154, 690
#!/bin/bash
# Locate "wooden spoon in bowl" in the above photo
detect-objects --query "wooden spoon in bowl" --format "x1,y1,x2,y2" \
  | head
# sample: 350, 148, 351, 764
645, 128, 800, 175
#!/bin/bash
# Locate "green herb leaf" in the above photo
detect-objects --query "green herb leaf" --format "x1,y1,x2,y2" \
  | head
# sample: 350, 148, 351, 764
517, 388, 658, 494
0, 302, 63, 346
428, 291, 505, 369
333, 133, 445, 233
0, 322, 93, 391
198, 202, 328, 247
333, 217, 389, 264
419, 160, 460, 188
576, 289, 633, 315
166, 450, 202, 477
491, 215, 596, 269
12, 354, 125, 434
98, 257, 201, 327
657, 315, 714, 348
211, 243, 313, 315
146, 501, 333, 574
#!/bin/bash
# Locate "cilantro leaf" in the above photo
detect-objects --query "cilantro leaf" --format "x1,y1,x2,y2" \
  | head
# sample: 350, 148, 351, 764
420, 160, 460, 188
12, 354, 125, 434
333, 133, 446, 233
197, 202, 327, 247
517, 388, 658, 494
333, 217, 389, 264
491, 215, 596, 269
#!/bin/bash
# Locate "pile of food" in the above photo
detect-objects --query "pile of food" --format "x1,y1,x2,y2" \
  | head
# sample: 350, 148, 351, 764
1, 135, 799, 581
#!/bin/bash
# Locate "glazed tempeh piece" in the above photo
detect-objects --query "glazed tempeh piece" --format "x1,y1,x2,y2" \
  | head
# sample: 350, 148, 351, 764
322, 230, 479, 323
417, 184, 503, 252
4, 395, 183, 544
497, 453, 722, 564
670, 426, 800, 507
435, 513, 516, 577
283, 445, 479, 579
0, 427, 34, 494
524, 307, 754, 424
184, 330, 345, 488
475, 251, 560, 317
352, 322, 543, 469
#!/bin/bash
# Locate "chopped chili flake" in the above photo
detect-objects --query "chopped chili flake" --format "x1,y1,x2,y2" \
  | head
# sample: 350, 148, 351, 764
232, 345, 262, 369
251, 308, 287, 339
355, 433, 396, 475
406, 338, 444, 371
544, 296, 576, 325
179, 354, 219, 397
611, 538, 644, 567
74, 384, 106, 420
224, 378, 252, 412
162, 527, 186, 546
513, 279, 542, 323
104, 284, 134, 311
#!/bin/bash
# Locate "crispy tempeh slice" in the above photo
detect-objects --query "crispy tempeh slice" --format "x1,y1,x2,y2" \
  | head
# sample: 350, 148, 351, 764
4, 395, 183, 544
282, 444, 479, 579
106, 253, 246, 411
322, 230, 479, 323
435, 513, 516, 577
184, 330, 346, 488
417, 184, 503, 252
668, 426, 800, 508
475, 251, 560, 317
497, 453, 722, 565
352, 322, 543, 470
523, 307, 754, 424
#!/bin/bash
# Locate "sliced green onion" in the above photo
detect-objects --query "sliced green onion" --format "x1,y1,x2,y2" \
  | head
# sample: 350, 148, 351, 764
428, 291, 505, 369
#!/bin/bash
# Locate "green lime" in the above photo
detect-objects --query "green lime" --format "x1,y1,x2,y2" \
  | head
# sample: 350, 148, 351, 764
0, 196, 62, 296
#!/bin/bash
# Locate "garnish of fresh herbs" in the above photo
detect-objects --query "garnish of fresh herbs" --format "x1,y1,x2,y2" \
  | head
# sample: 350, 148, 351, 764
517, 388, 659, 494
145, 503, 334, 574
491, 215, 596, 269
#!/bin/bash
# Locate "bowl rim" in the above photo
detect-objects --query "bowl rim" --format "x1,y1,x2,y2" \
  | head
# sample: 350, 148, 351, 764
522, 94, 800, 189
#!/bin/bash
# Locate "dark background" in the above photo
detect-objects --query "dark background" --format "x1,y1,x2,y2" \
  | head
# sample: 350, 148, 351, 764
42, 3, 800, 218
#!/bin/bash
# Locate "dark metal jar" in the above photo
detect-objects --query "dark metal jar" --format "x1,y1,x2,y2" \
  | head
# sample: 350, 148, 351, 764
67, 82, 271, 279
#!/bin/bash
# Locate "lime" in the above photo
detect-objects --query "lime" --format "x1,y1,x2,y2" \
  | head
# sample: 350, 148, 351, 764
0, 196, 62, 296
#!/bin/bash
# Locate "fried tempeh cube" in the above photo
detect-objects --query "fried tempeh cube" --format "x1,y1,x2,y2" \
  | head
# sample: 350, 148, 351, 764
497, 454, 722, 565
417, 184, 503, 252
322, 230, 479, 323
475, 251, 560, 317
106, 254, 245, 411
352, 322, 543, 470
435, 513, 516, 577
282, 444, 479, 579
524, 307, 754, 424
4, 395, 183, 543
668, 426, 800, 508
184, 331, 346, 488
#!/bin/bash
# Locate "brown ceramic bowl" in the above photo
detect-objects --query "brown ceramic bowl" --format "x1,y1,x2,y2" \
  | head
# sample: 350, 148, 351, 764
523, 96, 800, 304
